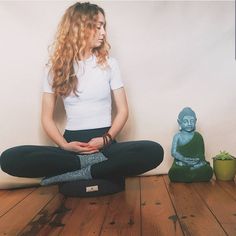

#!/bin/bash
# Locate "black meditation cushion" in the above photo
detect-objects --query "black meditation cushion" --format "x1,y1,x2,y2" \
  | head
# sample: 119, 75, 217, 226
59, 176, 125, 197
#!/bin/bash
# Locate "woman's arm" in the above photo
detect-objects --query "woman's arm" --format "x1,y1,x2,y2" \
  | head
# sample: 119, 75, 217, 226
108, 87, 129, 139
88, 87, 128, 148
41, 93, 98, 153
41, 93, 68, 148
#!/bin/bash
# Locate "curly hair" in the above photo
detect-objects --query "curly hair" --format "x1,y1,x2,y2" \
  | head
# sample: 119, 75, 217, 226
47, 2, 110, 97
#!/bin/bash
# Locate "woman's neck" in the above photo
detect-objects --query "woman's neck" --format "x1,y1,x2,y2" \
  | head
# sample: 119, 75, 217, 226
82, 50, 93, 60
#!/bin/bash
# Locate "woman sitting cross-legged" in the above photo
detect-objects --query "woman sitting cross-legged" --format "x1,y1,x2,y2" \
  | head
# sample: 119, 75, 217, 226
0, 2, 164, 186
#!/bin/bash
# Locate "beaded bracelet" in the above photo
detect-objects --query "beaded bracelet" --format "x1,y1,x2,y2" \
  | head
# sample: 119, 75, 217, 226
102, 132, 113, 148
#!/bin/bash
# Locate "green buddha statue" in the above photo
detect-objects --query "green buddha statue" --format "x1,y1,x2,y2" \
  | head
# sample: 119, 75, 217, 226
168, 107, 213, 182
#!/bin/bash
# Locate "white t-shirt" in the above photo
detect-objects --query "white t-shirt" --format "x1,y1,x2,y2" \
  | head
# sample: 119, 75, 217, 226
43, 55, 124, 130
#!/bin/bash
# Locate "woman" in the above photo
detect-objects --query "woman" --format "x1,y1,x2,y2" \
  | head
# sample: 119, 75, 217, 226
0, 2, 163, 186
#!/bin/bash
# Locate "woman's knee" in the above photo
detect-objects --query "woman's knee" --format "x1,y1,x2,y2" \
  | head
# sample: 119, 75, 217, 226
141, 141, 164, 168
0, 148, 15, 173
0, 146, 25, 173
147, 141, 164, 168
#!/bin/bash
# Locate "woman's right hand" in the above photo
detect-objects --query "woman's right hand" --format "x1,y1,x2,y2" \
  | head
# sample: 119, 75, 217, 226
62, 141, 99, 154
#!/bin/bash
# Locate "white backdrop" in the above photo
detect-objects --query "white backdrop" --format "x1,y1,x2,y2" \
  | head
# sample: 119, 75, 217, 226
0, 1, 235, 183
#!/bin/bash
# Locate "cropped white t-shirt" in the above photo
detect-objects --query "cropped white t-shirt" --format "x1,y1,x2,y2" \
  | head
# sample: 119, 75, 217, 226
43, 55, 124, 130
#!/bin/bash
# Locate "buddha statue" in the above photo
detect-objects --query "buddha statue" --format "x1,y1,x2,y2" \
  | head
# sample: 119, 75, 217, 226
168, 107, 213, 182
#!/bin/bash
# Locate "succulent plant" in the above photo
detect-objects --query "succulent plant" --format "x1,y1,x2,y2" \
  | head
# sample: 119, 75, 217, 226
213, 151, 235, 160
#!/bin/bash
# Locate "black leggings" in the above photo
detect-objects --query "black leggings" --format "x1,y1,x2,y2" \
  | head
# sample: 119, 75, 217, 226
0, 127, 164, 179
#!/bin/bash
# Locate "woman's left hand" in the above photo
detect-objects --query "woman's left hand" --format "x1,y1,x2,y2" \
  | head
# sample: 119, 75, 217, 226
88, 137, 104, 150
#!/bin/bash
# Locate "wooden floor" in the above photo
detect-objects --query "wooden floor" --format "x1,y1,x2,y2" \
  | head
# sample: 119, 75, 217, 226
0, 175, 236, 236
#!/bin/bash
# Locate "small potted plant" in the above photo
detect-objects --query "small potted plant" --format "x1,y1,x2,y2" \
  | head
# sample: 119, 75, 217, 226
213, 151, 236, 181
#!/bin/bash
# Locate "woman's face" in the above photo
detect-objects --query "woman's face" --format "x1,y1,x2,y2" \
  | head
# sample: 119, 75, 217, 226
88, 12, 106, 50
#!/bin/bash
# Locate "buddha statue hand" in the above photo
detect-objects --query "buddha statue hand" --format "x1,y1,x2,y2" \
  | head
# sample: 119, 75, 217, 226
190, 160, 207, 170
175, 156, 200, 166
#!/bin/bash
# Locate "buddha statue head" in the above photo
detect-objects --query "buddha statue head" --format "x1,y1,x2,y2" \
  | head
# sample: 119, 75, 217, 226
177, 107, 197, 132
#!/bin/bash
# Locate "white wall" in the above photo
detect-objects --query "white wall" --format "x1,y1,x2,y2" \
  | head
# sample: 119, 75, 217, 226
0, 1, 235, 175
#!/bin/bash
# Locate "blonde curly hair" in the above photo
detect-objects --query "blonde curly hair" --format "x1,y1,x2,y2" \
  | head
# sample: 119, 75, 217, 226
47, 2, 110, 96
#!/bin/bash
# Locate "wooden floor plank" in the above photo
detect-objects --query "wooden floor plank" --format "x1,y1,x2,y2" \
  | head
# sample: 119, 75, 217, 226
0, 186, 58, 235
216, 180, 236, 200
0, 188, 36, 217
40, 197, 82, 236
141, 175, 183, 236
193, 180, 236, 235
58, 195, 111, 236
100, 177, 141, 236
19, 192, 65, 236
163, 176, 226, 236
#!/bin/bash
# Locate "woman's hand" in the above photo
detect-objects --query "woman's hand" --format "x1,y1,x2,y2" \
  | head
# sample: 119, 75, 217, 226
62, 141, 99, 154
88, 137, 104, 150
